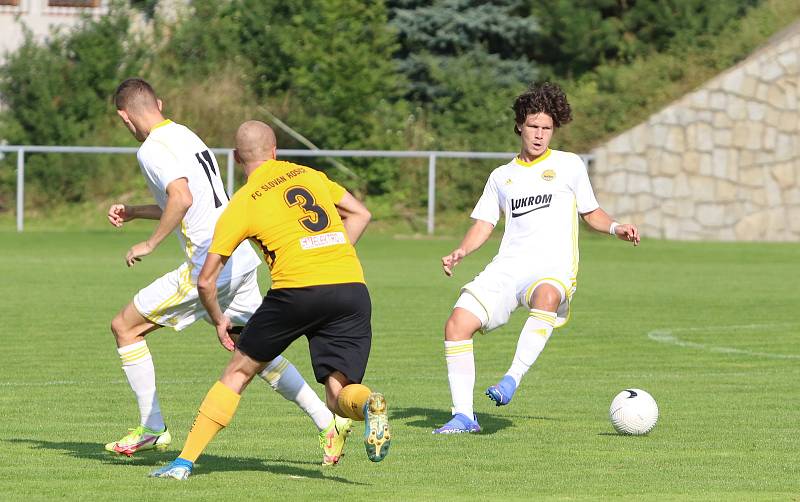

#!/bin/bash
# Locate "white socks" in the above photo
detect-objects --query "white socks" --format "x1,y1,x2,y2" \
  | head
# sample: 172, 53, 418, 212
259, 355, 332, 431
118, 340, 164, 431
506, 309, 556, 386
444, 339, 475, 417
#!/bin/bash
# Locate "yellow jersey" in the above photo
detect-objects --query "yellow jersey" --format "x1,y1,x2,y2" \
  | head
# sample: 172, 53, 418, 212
209, 160, 365, 289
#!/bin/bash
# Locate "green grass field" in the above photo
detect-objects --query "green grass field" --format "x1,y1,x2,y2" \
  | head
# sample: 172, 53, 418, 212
0, 229, 797, 501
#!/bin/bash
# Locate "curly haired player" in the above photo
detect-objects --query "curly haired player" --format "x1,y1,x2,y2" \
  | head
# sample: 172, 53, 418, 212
433, 82, 640, 434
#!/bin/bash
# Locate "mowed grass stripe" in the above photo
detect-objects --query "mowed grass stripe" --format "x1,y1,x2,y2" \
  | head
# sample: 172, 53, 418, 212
0, 231, 797, 500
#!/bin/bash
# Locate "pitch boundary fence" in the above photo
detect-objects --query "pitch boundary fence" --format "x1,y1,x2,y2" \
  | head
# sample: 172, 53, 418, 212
0, 146, 593, 233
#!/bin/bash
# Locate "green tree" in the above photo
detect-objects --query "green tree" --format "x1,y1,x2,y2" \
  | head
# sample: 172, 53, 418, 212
0, 6, 143, 202
388, 0, 539, 103
530, 0, 761, 78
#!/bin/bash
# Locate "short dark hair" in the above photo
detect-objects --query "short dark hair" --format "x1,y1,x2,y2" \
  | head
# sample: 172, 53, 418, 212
113, 78, 158, 111
512, 82, 572, 134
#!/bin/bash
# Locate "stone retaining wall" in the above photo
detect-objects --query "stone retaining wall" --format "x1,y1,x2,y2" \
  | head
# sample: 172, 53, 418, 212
590, 21, 800, 241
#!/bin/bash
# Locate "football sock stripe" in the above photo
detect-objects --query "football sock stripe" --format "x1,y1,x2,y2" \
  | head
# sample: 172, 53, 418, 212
118, 340, 164, 431
445, 340, 475, 417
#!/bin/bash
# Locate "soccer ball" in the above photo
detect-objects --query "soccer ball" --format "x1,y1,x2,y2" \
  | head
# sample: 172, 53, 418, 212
609, 389, 658, 435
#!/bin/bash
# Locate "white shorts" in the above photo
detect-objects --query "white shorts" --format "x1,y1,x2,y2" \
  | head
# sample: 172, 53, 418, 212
134, 263, 262, 331
455, 259, 576, 332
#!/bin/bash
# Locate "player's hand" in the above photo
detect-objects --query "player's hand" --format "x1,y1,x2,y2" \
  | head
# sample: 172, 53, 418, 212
107, 204, 133, 227
442, 248, 467, 277
215, 316, 234, 351
614, 223, 641, 246
125, 240, 155, 267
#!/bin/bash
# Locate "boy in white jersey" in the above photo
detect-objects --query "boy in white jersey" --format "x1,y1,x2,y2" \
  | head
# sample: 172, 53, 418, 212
433, 82, 640, 434
104, 79, 338, 461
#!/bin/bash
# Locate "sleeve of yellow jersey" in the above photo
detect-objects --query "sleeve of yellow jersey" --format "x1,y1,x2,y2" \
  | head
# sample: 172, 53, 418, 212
209, 196, 250, 257
317, 170, 346, 204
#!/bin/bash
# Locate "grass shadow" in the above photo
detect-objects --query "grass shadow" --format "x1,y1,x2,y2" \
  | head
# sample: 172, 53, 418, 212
392, 406, 542, 435
5, 438, 366, 485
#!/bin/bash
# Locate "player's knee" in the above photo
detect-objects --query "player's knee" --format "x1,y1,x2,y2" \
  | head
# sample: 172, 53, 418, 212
444, 314, 475, 342
530, 284, 561, 312
110, 315, 133, 342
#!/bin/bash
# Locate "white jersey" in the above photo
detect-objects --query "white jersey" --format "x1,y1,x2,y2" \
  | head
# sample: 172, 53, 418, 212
471, 149, 599, 276
136, 120, 261, 281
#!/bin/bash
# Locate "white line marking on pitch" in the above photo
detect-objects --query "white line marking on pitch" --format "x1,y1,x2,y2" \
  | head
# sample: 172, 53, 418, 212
647, 323, 800, 360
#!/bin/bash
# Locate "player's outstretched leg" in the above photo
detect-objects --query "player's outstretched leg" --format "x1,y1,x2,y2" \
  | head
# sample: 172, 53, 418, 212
105, 425, 171, 456
149, 458, 193, 480
363, 392, 391, 462
432, 413, 481, 434
319, 415, 352, 466
486, 374, 518, 406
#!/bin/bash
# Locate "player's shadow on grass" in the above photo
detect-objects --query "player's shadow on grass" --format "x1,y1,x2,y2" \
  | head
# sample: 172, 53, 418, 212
5, 439, 365, 485
392, 406, 554, 434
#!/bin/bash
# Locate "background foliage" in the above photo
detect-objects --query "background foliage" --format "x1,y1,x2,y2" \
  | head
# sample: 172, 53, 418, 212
1, 0, 798, 225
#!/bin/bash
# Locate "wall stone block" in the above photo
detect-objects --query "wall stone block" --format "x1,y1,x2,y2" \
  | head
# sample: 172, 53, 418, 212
652, 176, 675, 196
721, 71, 744, 93
712, 128, 732, 147
627, 173, 652, 193
605, 171, 628, 194
761, 60, 783, 81
713, 112, 733, 128
734, 211, 768, 240
626, 155, 648, 173
630, 126, 649, 154
674, 173, 693, 198
784, 188, 800, 204
775, 133, 796, 161
716, 179, 738, 201
635, 193, 657, 213
777, 111, 797, 132
756, 82, 770, 101
767, 85, 787, 108
777, 48, 798, 73
690, 176, 716, 201
763, 126, 778, 150
665, 127, 685, 152
739, 166, 766, 188
696, 203, 726, 226
771, 162, 796, 189
746, 101, 767, 121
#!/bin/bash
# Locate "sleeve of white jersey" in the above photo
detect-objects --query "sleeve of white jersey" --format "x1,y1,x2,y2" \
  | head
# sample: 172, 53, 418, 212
469, 172, 501, 225
572, 154, 600, 214
139, 141, 191, 193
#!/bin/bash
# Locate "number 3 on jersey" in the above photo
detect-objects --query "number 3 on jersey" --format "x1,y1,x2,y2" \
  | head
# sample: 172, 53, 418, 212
284, 186, 329, 232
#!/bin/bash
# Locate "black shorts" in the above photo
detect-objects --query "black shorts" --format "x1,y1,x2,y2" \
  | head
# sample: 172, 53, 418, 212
237, 282, 372, 384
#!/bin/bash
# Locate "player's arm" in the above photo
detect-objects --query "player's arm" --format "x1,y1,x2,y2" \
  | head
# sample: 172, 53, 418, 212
581, 207, 640, 246
197, 252, 235, 351
335, 191, 371, 245
107, 204, 162, 226
125, 178, 193, 266
442, 219, 495, 277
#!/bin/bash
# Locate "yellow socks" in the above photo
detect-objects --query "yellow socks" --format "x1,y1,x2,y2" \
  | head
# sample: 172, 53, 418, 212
336, 383, 372, 420
179, 381, 241, 463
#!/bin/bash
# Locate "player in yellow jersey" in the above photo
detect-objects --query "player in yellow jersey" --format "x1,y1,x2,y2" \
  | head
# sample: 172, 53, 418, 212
150, 120, 390, 480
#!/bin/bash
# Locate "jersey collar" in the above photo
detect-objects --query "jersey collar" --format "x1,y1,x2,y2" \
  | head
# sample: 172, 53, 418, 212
150, 119, 172, 132
515, 148, 551, 167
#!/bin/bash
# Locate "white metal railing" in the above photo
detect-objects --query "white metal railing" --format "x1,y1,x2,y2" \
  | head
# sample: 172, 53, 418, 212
0, 145, 593, 233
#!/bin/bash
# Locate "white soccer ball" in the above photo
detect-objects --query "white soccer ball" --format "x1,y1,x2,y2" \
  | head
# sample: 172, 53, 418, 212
609, 388, 659, 435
